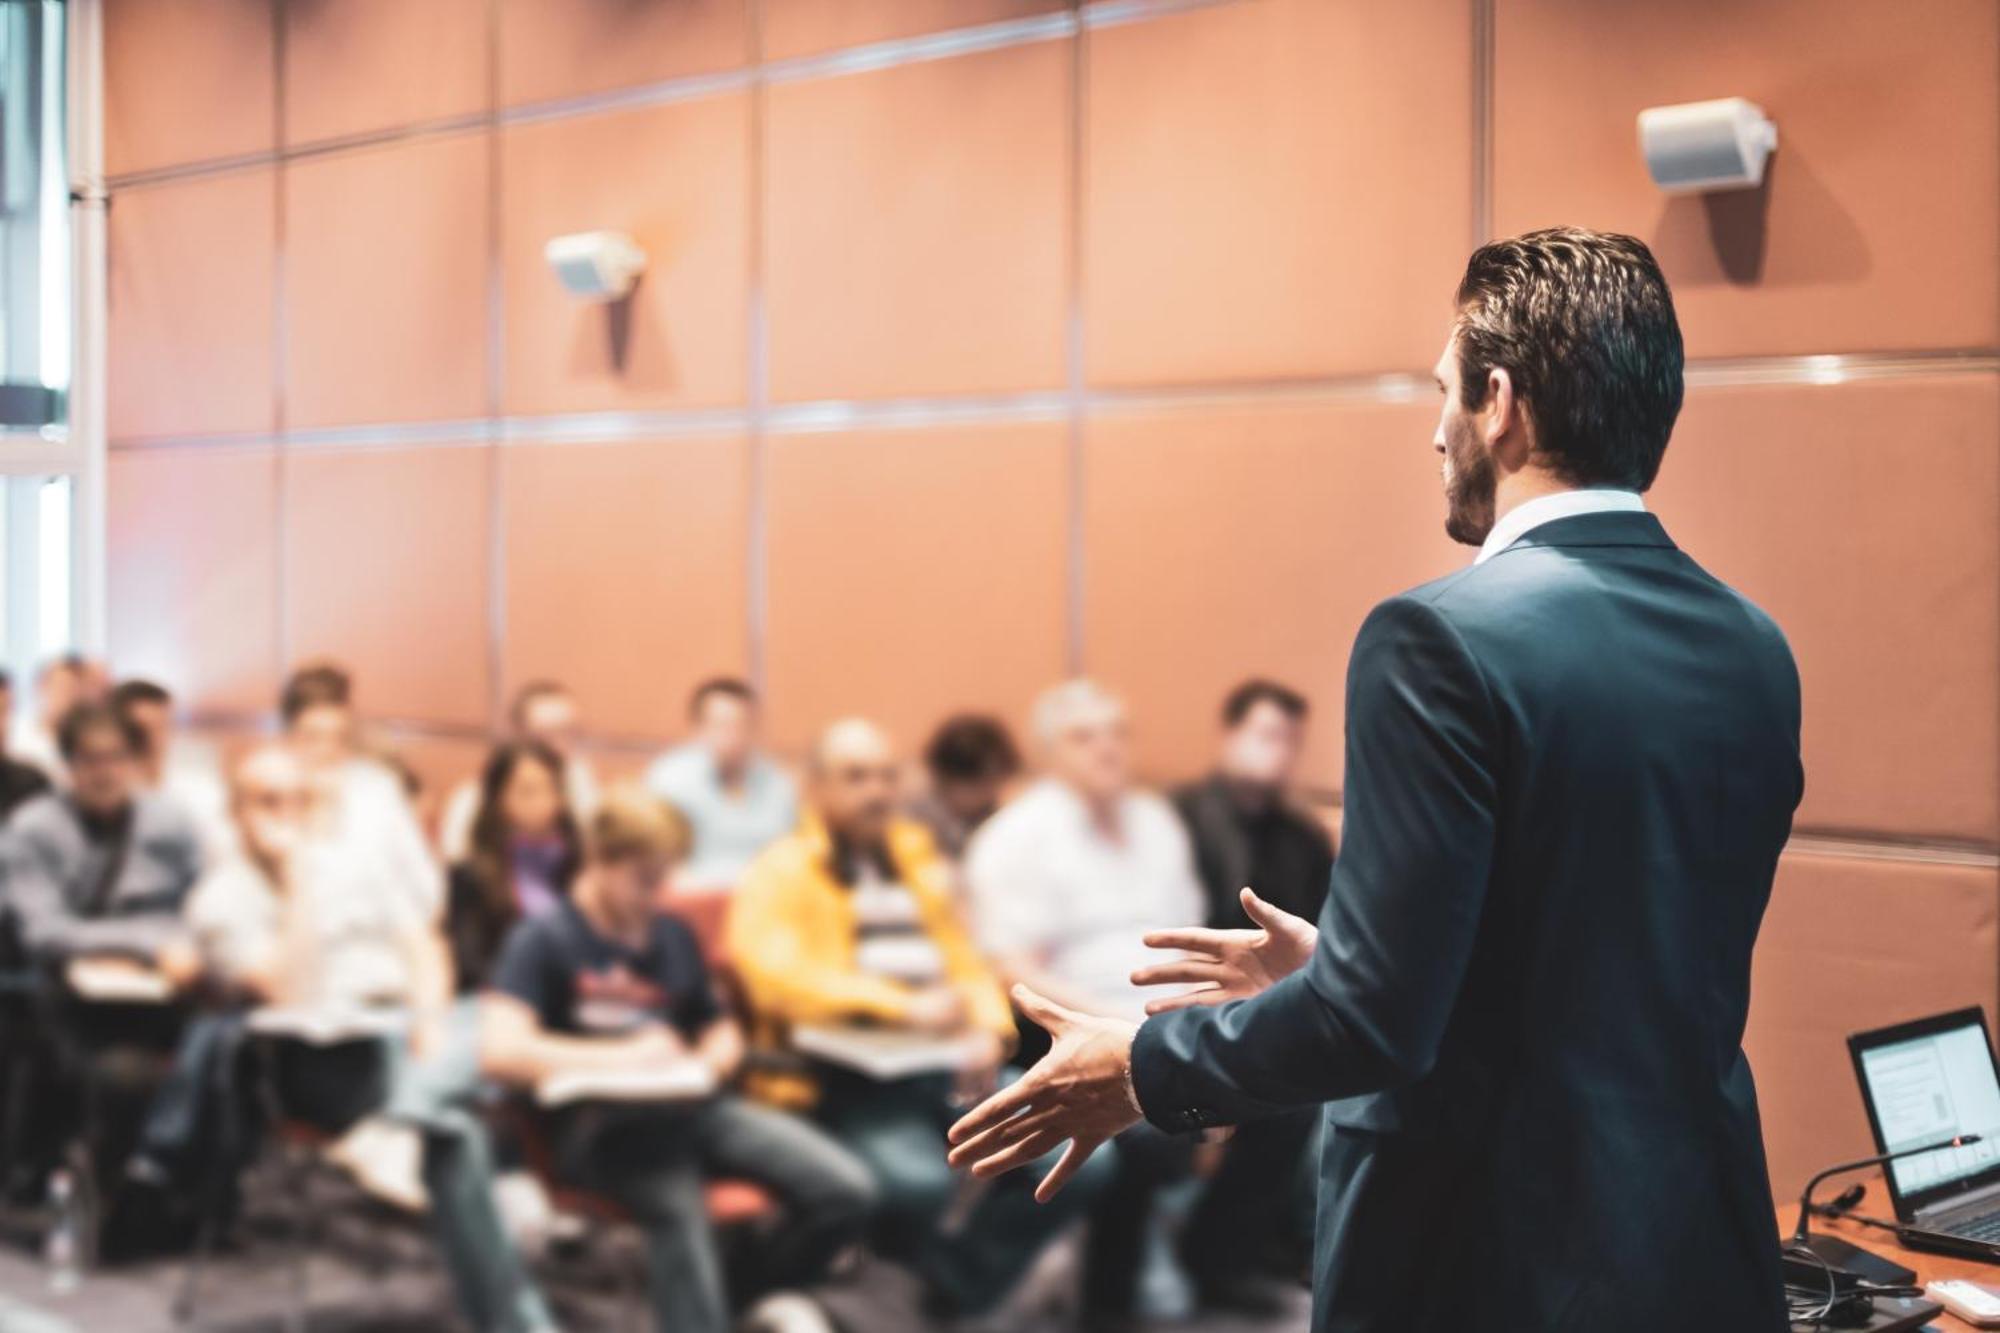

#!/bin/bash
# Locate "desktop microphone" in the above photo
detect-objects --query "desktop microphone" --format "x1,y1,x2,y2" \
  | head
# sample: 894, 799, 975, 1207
1787, 1133, 1982, 1288
1791, 1134, 1981, 1243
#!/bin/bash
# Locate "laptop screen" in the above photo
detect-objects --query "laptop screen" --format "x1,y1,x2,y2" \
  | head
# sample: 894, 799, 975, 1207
1858, 1016, 2000, 1198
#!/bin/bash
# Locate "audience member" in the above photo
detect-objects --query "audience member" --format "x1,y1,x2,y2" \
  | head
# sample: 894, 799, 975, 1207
1, 702, 204, 964
645, 678, 797, 890
1161, 679, 1332, 1312
483, 787, 875, 1333
729, 718, 1107, 1322
446, 739, 581, 995
185, 744, 551, 1332
439, 680, 600, 863
279, 662, 443, 920
110, 678, 232, 861
1172, 679, 1333, 928
962, 680, 1206, 1322
964, 680, 1204, 1023
10, 653, 106, 781
905, 714, 1020, 862
0, 668, 51, 823
0, 702, 207, 1249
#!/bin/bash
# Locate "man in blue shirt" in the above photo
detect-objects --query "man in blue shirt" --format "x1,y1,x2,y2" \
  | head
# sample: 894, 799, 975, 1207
644, 678, 798, 891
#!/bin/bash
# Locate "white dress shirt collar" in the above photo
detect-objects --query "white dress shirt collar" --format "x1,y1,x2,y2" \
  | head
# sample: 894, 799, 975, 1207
1474, 488, 1646, 565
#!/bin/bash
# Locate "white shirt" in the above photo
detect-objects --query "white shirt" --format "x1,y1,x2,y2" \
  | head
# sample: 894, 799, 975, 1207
328, 758, 444, 922
963, 778, 1205, 1022
186, 839, 424, 1009
1475, 489, 1646, 565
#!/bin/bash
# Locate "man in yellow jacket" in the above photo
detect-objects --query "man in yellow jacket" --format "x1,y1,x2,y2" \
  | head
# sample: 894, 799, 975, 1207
728, 717, 1110, 1321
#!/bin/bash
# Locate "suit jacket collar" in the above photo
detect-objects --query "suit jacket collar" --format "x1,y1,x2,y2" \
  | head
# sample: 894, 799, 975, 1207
1495, 510, 1676, 556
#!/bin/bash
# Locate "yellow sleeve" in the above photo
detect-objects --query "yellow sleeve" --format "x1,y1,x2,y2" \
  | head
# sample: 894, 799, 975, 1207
727, 851, 917, 1028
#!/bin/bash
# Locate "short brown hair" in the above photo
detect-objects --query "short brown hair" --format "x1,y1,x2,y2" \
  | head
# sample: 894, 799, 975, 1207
586, 786, 691, 868
1453, 227, 1683, 492
280, 661, 353, 724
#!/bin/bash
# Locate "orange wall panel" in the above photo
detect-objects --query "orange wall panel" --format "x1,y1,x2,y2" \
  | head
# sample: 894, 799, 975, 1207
105, 0, 275, 176
501, 437, 751, 738
283, 136, 492, 428
1493, 0, 2000, 357
282, 0, 490, 145
1746, 850, 2000, 1198
1083, 400, 1465, 788
108, 171, 276, 441
765, 43, 1069, 401
761, 0, 1061, 61
763, 422, 1070, 754
500, 96, 751, 415
1650, 375, 2000, 844
107, 448, 281, 714
282, 446, 492, 726
1084, 0, 1473, 386
498, 0, 748, 107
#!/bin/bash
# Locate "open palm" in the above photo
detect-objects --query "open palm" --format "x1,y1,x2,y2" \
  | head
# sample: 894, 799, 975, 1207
1131, 886, 1317, 1014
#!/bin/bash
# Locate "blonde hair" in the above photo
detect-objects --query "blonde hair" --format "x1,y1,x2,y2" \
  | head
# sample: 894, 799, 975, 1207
585, 785, 692, 867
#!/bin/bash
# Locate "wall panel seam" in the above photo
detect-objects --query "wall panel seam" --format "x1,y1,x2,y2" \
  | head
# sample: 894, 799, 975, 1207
104, 352, 2000, 455
102, 0, 1247, 194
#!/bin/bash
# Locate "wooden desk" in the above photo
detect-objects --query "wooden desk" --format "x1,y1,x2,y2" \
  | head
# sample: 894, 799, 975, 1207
1781, 1179, 2000, 1329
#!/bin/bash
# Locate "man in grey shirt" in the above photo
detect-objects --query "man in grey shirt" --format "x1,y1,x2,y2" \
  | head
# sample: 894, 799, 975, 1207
3, 700, 203, 966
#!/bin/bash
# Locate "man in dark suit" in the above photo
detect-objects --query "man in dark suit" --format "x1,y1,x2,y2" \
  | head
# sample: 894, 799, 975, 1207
949, 227, 1802, 1332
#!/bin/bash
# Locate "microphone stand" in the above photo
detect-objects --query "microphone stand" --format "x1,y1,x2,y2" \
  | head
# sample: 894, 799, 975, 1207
1788, 1133, 1981, 1286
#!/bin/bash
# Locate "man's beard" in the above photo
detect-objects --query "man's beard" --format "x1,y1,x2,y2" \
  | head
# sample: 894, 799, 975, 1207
1442, 416, 1497, 547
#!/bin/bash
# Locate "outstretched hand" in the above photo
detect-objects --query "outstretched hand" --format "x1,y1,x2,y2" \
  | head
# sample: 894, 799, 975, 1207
1131, 886, 1317, 1015
946, 986, 1140, 1203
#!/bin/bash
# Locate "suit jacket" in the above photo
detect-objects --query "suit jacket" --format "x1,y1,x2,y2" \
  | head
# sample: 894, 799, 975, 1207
1132, 511, 1802, 1332
1172, 773, 1335, 928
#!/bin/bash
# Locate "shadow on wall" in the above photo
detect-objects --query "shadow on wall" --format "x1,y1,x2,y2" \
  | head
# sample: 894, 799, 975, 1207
1650, 150, 1871, 289
567, 273, 665, 383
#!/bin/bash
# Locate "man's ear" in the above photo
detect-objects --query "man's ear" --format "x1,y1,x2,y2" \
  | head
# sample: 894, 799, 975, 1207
1481, 366, 1514, 448
1484, 366, 1535, 464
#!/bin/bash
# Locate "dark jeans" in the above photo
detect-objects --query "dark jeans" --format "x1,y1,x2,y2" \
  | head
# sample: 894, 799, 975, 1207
556, 1093, 876, 1333
168, 1029, 548, 1333
1084, 1120, 1195, 1316
816, 1069, 1114, 1317
1084, 1109, 1321, 1315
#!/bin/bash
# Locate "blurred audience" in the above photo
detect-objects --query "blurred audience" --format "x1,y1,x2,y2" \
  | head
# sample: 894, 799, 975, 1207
186, 743, 549, 1333
11, 653, 107, 781
906, 714, 1021, 862
1163, 679, 1331, 1314
0, 702, 207, 1250
963, 680, 1203, 1024
279, 662, 443, 921
730, 718, 1106, 1322
483, 787, 875, 1333
1, 701, 203, 965
646, 678, 797, 891
963, 680, 1206, 1324
440, 680, 600, 863
1172, 679, 1332, 929
0, 668, 51, 822
446, 739, 582, 995
0, 651, 1326, 1328
110, 678, 232, 862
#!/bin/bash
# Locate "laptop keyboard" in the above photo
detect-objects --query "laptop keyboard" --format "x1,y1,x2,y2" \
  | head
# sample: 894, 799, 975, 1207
1948, 1212, 2000, 1243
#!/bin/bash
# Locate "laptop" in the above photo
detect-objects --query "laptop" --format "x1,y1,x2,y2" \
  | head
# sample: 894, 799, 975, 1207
1850, 1006, 2000, 1260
